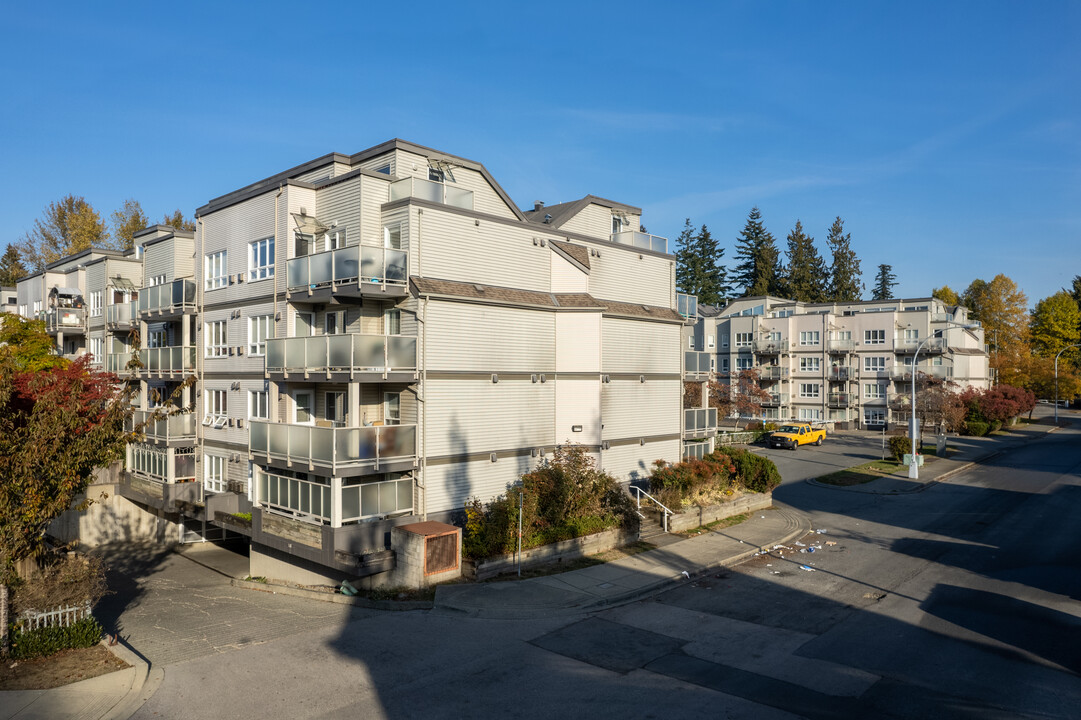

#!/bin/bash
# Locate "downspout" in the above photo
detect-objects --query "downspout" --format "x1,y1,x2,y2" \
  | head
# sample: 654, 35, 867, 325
274, 184, 283, 330
196, 218, 205, 495
420, 295, 428, 520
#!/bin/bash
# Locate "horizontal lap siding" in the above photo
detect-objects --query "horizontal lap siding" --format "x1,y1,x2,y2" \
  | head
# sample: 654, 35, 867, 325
295, 163, 335, 184
417, 208, 551, 290
424, 454, 536, 515
554, 378, 600, 445
361, 176, 389, 247
201, 189, 279, 306
556, 313, 601, 373
317, 179, 363, 249
172, 237, 195, 280
424, 301, 554, 372
589, 246, 673, 308
601, 439, 678, 483
550, 253, 589, 293
447, 167, 517, 220
601, 318, 680, 374
424, 378, 554, 457
560, 204, 613, 240
144, 241, 175, 284
111, 259, 143, 288
601, 379, 679, 439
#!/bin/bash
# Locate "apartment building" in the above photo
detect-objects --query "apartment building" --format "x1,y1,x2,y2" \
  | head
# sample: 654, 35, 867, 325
1, 287, 17, 313
13, 139, 686, 584
687, 295, 989, 452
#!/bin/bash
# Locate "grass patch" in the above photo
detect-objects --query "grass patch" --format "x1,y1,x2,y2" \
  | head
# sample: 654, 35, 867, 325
483, 541, 657, 582
676, 512, 751, 538
817, 445, 958, 486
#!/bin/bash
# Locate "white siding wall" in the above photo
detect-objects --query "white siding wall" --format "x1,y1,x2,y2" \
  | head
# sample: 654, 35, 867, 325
555, 378, 600, 445
144, 241, 176, 284
316, 179, 363, 249
556, 313, 601, 373
361, 175, 390, 247
200, 189, 280, 306
445, 166, 517, 220
587, 245, 673, 308
424, 454, 536, 515
601, 439, 678, 483
560, 203, 614, 239
551, 253, 589, 293
424, 378, 555, 457
424, 301, 555, 372
172, 237, 196, 280
602, 379, 680, 440
601, 318, 680, 374
294, 163, 335, 184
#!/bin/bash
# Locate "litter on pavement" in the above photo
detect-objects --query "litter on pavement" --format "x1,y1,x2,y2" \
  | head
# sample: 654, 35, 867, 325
826, 541, 838, 546
800, 565, 815, 572
794, 541, 806, 547
815, 529, 829, 534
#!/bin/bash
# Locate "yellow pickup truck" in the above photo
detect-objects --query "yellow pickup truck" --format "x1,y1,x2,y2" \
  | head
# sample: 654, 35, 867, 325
768, 423, 826, 450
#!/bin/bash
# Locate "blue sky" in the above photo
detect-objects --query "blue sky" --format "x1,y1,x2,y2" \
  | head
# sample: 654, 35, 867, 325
2, 2, 1077, 305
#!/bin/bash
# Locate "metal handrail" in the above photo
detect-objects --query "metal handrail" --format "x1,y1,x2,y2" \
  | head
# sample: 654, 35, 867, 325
631, 486, 674, 533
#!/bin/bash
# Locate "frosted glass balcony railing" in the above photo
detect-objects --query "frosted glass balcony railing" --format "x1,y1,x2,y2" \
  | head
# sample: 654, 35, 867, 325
684, 408, 718, 433
684, 351, 711, 375
138, 279, 196, 315
389, 177, 474, 210
141, 346, 196, 373
611, 230, 668, 254
894, 337, 944, 353
254, 470, 412, 526
45, 308, 85, 333
265, 334, 417, 374
106, 303, 133, 326
828, 392, 852, 408
106, 353, 133, 373
249, 421, 416, 474
128, 443, 196, 484
676, 293, 697, 320
340, 476, 413, 524
130, 410, 197, 443
758, 366, 789, 380
763, 393, 789, 406
754, 338, 785, 354
828, 339, 855, 353
287, 244, 408, 291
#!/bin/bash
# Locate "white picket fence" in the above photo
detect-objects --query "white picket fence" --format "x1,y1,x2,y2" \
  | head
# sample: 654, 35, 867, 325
18, 601, 93, 630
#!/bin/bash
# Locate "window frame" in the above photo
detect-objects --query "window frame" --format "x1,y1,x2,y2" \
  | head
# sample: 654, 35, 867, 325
249, 390, 268, 420
798, 382, 820, 399
204, 453, 226, 494
248, 315, 273, 356
205, 250, 228, 291
799, 331, 820, 346
248, 237, 275, 282
799, 357, 821, 373
205, 319, 228, 358
864, 329, 886, 345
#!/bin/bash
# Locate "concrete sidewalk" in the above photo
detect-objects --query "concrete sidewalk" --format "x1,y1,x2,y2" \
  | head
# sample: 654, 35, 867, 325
807, 417, 1067, 494
433, 505, 809, 619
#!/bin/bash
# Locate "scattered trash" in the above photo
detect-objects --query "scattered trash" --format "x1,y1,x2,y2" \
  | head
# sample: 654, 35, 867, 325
760, 515, 766, 519
826, 541, 837, 546
770, 571, 782, 575
766, 564, 772, 567
681, 570, 690, 579
863, 592, 886, 601
815, 529, 829, 534
800, 565, 815, 572
794, 541, 806, 547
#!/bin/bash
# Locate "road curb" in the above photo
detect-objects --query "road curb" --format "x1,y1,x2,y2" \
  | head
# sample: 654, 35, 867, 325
230, 577, 434, 611
99, 639, 155, 720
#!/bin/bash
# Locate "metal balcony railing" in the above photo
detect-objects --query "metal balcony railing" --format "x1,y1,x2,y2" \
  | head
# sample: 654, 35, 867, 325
127, 443, 197, 484
141, 346, 197, 374
389, 176, 474, 210
249, 421, 416, 475
889, 365, 948, 381
106, 353, 133, 374
106, 303, 134, 328
286, 244, 408, 293
894, 337, 944, 353
611, 230, 668, 254
265, 334, 417, 375
45, 308, 85, 333
138, 279, 196, 317
129, 410, 197, 443
828, 366, 852, 382
763, 393, 789, 407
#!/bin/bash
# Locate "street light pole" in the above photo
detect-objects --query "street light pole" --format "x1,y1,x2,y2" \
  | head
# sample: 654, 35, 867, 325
1054, 344, 1081, 425
909, 322, 978, 480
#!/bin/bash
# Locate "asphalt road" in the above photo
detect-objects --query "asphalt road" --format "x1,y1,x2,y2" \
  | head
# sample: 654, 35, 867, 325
126, 423, 1081, 720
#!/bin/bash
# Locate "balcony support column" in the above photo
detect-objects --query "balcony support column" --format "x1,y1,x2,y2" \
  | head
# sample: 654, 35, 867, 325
348, 383, 361, 427
268, 381, 280, 422
330, 476, 342, 529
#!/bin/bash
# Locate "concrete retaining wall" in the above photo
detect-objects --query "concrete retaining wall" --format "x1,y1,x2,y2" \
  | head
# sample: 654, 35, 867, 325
465, 527, 638, 581
667, 493, 772, 533
49, 466, 180, 548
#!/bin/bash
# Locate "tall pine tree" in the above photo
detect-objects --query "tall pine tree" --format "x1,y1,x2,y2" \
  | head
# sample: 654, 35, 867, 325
675, 218, 699, 296
826, 216, 862, 301
871, 263, 897, 300
692, 224, 729, 305
732, 207, 783, 297
781, 220, 828, 302
0, 246, 27, 286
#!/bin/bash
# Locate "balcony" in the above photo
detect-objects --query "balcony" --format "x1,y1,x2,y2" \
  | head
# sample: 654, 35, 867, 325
249, 420, 417, 476
754, 339, 785, 354
762, 392, 789, 407
828, 392, 852, 408
121, 444, 200, 511
889, 365, 948, 381
140, 346, 196, 376
254, 469, 413, 527
894, 337, 945, 354
138, 279, 196, 319
129, 410, 197, 446
683, 351, 711, 378
828, 366, 852, 382
106, 302, 135, 330
684, 408, 718, 439
286, 244, 409, 301
265, 334, 417, 382
106, 352, 133, 374
828, 339, 855, 354
676, 293, 698, 322
758, 366, 788, 381
611, 230, 668, 254
389, 176, 474, 210
45, 307, 85, 335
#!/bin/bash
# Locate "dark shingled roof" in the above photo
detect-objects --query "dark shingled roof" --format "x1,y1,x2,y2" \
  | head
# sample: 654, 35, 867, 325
549, 240, 590, 271
523, 194, 642, 230
597, 299, 684, 322
553, 293, 604, 308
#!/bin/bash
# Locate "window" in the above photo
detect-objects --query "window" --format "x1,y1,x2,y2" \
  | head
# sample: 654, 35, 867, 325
736, 357, 753, 370
864, 383, 886, 399
768, 331, 782, 343
904, 329, 919, 342
799, 408, 822, 421
799, 357, 820, 373
735, 332, 753, 347
325, 229, 345, 251
325, 310, 344, 335
204, 389, 227, 427
205, 320, 228, 357
148, 328, 167, 349
249, 390, 268, 420
384, 392, 401, 425
383, 224, 403, 250
89, 290, 102, 317
864, 408, 886, 426
148, 274, 166, 287
248, 315, 273, 356
205, 250, 227, 290
89, 336, 103, 360
687, 336, 696, 350
428, 168, 445, 183
204, 454, 225, 494
295, 311, 313, 338
932, 356, 943, 366
707, 335, 715, 349
248, 237, 275, 281
799, 383, 820, 398
864, 356, 887, 372
612, 216, 623, 234
720, 358, 730, 373
326, 391, 346, 426
373, 163, 391, 175
385, 308, 401, 335
864, 329, 886, 345
799, 331, 820, 346
294, 391, 313, 425
721, 333, 729, 348
833, 330, 852, 341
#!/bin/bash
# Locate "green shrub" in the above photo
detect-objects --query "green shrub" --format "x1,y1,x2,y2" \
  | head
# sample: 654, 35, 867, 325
9, 616, 102, 659
989, 420, 1002, 433
888, 435, 912, 462
966, 420, 989, 437
712, 446, 782, 493
649, 454, 738, 508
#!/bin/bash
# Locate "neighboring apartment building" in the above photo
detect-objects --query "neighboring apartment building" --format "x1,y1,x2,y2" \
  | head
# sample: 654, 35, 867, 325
1, 287, 17, 313
32, 138, 689, 584
687, 295, 990, 451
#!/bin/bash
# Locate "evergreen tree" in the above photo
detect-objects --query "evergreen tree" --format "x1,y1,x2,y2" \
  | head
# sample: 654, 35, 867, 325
674, 219, 700, 297
871, 264, 898, 300
781, 220, 828, 302
0, 246, 27, 286
692, 224, 729, 306
732, 207, 782, 297
826, 216, 862, 301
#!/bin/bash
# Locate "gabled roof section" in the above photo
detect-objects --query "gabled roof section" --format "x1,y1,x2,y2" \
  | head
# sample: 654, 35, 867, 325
410, 278, 605, 310
523, 194, 642, 230
597, 299, 683, 323
197, 153, 351, 217
549, 239, 590, 272
350, 139, 528, 222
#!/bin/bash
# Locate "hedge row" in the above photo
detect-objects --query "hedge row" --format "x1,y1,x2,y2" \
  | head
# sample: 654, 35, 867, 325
8, 617, 102, 659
